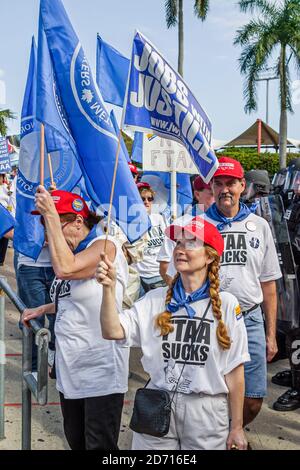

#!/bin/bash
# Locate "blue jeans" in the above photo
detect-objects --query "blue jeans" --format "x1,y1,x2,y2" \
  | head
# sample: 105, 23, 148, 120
17, 264, 56, 370
243, 306, 267, 398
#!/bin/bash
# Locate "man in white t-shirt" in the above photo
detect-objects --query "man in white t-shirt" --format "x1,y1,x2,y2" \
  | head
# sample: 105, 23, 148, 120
205, 156, 282, 427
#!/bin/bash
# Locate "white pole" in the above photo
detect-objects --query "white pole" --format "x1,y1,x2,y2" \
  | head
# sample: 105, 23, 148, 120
170, 165, 177, 222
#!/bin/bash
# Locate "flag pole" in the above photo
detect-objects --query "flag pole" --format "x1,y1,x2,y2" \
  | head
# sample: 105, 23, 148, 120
170, 160, 177, 222
47, 153, 56, 190
40, 123, 45, 186
104, 130, 122, 252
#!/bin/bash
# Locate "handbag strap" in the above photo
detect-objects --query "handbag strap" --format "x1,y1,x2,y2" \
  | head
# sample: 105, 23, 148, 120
143, 299, 212, 398
169, 299, 212, 403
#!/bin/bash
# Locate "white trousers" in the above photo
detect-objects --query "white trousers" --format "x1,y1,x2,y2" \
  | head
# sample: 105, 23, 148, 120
132, 392, 229, 450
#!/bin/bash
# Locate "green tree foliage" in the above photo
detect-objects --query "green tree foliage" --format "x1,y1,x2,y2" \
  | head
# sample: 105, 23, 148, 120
217, 147, 299, 175
0, 108, 15, 136
234, 0, 300, 168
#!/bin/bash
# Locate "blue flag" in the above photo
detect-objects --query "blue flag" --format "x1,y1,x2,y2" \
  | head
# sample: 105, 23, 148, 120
123, 31, 219, 183
14, 37, 45, 259
0, 203, 15, 238
131, 131, 143, 164
40, 0, 150, 242
110, 110, 130, 163
36, 14, 82, 193
14, 31, 83, 260
96, 35, 130, 107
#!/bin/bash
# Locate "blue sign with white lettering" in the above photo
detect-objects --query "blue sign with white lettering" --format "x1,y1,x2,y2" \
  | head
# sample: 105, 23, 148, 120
123, 31, 218, 183
0, 136, 11, 172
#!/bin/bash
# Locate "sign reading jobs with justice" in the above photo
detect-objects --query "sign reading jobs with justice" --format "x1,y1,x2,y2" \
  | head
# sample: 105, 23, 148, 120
142, 134, 198, 174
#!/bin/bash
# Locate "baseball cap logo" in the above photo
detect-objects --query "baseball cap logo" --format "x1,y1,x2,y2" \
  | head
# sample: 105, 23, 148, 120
191, 220, 205, 230
219, 162, 235, 170
72, 199, 84, 212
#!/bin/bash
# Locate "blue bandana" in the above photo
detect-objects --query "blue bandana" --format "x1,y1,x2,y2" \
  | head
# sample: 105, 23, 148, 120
166, 277, 210, 319
205, 202, 252, 231
73, 226, 99, 254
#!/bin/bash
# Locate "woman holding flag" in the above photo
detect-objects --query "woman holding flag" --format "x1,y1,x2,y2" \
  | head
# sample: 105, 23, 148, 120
21, 186, 129, 450
96, 216, 249, 450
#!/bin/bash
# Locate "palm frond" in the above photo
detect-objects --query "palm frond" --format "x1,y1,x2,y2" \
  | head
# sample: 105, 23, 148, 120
236, 28, 277, 112
0, 109, 16, 136
238, 0, 279, 19
234, 19, 269, 47
165, 0, 178, 28
194, 0, 210, 21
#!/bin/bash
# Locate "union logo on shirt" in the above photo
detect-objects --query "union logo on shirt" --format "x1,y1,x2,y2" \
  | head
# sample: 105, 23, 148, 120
235, 304, 243, 321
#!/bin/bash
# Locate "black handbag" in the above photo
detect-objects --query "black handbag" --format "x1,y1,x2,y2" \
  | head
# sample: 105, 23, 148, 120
129, 385, 171, 437
129, 301, 211, 437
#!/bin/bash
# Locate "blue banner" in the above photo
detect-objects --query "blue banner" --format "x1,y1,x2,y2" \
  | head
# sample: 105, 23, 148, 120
96, 35, 130, 107
131, 131, 143, 164
14, 28, 82, 260
110, 110, 130, 163
123, 31, 218, 183
0, 137, 11, 173
40, 0, 150, 242
36, 13, 82, 191
0, 203, 15, 238
14, 37, 45, 259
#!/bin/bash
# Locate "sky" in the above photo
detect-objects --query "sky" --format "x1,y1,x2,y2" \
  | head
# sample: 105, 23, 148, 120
0, 0, 299, 143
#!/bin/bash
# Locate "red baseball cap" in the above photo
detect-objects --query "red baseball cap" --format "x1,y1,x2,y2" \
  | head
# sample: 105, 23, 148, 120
31, 190, 90, 219
213, 157, 244, 179
193, 176, 211, 191
165, 216, 224, 256
137, 182, 151, 190
128, 162, 138, 174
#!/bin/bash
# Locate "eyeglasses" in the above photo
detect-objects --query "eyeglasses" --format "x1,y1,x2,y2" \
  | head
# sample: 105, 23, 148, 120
142, 196, 154, 202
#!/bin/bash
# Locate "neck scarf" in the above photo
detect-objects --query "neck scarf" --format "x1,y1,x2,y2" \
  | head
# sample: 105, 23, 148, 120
205, 202, 251, 231
167, 276, 210, 319
73, 226, 99, 254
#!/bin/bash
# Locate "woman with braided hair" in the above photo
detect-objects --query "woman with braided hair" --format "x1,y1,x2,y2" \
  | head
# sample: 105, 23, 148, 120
96, 216, 250, 450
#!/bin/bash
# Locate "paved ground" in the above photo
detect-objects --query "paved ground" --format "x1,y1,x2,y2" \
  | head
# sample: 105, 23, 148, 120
0, 247, 299, 450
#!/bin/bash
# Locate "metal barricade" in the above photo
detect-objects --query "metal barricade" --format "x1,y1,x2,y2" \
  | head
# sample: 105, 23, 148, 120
0, 276, 51, 450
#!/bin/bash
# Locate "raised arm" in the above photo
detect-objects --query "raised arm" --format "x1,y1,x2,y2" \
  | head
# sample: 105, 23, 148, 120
96, 253, 125, 340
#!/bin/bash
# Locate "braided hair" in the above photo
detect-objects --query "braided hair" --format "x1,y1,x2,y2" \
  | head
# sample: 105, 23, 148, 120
155, 245, 231, 349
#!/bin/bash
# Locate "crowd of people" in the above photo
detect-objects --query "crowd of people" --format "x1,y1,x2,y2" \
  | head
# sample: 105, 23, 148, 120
0, 155, 299, 451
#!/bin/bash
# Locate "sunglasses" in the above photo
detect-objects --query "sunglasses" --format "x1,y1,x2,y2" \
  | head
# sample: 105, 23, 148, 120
142, 196, 154, 202
40, 217, 71, 230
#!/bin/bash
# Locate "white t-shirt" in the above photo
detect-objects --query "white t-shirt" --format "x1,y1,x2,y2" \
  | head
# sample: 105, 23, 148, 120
50, 236, 129, 399
135, 213, 167, 278
119, 289, 250, 395
18, 246, 52, 268
205, 213, 282, 311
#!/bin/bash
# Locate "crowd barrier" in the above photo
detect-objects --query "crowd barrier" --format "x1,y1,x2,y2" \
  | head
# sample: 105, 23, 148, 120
0, 276, 50, 450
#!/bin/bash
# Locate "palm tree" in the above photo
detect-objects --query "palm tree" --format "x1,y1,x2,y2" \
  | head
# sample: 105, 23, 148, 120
234, 0, 300, 168
165, 0, 210, 76
0, 108, 15, 137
